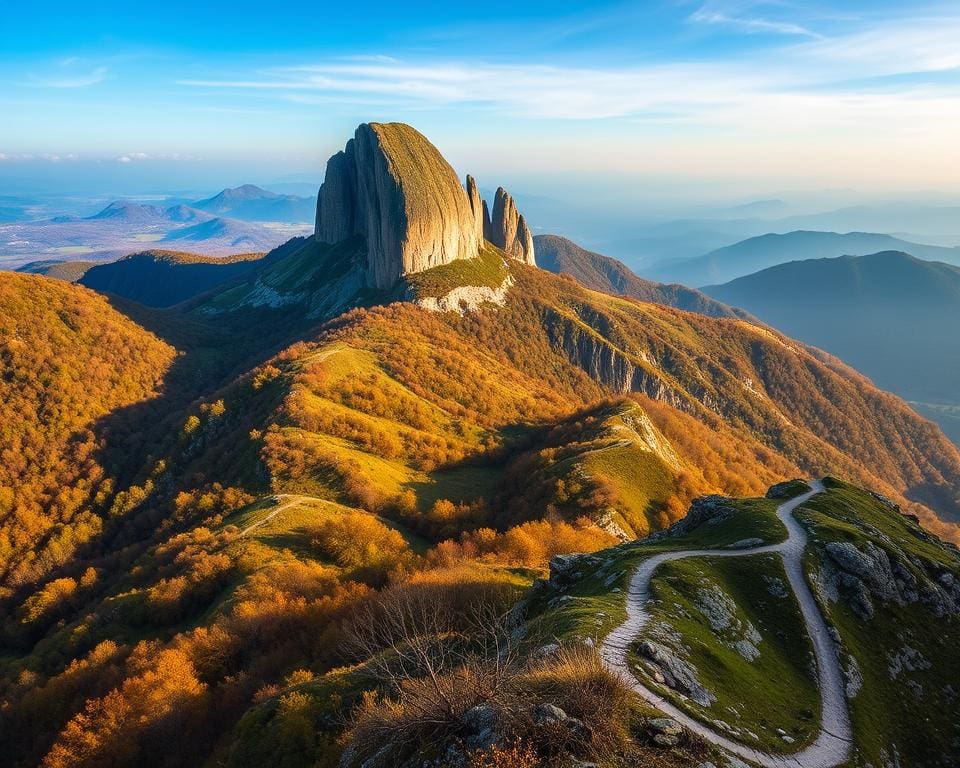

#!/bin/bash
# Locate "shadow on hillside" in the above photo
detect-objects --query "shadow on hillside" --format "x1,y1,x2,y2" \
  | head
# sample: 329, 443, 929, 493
81, 294, 335, 555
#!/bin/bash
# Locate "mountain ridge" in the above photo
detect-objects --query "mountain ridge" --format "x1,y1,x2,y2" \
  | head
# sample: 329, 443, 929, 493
646, 229, 960, 286
703, 250, 960, 446
534, 234, 745, 319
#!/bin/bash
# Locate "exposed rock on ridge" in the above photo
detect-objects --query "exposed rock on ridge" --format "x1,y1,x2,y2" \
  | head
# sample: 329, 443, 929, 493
315, 122, 481, 289
490, 187, 536, 265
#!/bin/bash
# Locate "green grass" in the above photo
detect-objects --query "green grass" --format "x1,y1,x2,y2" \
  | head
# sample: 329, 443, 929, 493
222, 667, 367, 768
403, 242, 508, 299
630, 554, 820, 753
526, 495, 788, 644
583, 444, 675, 522
795, 478, 960, 766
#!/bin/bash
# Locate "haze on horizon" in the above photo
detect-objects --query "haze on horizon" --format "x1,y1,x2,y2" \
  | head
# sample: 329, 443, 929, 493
2, 0, 960, 206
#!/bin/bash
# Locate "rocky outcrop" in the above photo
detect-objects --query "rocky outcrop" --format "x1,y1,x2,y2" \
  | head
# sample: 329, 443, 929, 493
489, 187, 536, 265
545, 307, 689, 408
638, 640, 716, 707
315, 122, 482, 289
466, 175, 484, 244
413, 275, 513, 314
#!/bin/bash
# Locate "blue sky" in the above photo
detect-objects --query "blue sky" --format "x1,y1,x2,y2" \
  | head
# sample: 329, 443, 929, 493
2, 0, 959, 198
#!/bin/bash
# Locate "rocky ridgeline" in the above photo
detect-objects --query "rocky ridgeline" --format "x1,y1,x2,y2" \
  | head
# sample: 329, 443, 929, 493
315, 122, 536, 289
487, 186, 536, 265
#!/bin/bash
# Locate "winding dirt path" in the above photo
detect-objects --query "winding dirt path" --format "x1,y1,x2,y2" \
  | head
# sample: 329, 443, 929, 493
600, 480, 854, 768
237, 494, 314, 537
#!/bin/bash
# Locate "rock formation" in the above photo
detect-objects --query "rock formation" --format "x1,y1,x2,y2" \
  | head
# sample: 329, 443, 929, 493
465, 175, 484, 244
315, 121, 537, 288
315, 122, 481, 289
489, 187, 536, 265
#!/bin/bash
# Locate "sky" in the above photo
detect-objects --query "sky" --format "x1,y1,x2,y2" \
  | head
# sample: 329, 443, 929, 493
1, 0, 959, 201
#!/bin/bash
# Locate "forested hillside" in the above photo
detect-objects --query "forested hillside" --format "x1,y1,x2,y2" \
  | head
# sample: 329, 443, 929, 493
2, 236, 960, 768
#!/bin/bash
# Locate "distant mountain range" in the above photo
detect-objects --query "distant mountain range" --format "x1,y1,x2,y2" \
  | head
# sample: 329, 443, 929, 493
646, 230, 960, 286
193, 183, 316, 222
534, 234, 744, 318
0, 191, 312, 268
704, 250, 960, 444
591, 203, 960, 270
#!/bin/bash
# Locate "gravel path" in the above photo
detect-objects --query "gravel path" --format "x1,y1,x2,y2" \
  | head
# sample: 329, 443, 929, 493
599, 480, 854, 768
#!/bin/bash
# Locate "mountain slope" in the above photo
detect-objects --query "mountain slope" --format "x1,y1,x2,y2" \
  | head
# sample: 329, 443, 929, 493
703, 251, 960, 445
17, 259, 98, 282
186, 240, 960, 535
0, 273, 175, 593
7, 250, 958, 766
160, 217, 281, 251
648, 230, 960, 286
534, 234, 743, 318
78, 250, 267, 307
4, 121, 960, 768
539, 478, 960, 768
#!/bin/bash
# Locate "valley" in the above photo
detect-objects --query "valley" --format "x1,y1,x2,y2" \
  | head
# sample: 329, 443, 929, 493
1, 121, 958, 768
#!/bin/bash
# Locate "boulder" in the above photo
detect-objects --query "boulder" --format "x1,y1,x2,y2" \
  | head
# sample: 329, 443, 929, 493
639, 640, 715, 707
648, 717, 683, 737
462, 703, 500, 750
533, 703, 567, 725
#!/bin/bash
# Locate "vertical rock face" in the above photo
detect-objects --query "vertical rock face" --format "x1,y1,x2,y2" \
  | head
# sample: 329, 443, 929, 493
315, 122, 482, 289
489, 187, 536, 266
466, 175, 485, 245
516, 214, 536, 266
315, 145, 359, 244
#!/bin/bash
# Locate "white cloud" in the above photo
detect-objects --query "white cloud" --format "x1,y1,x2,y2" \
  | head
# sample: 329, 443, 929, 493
689, 4, 822, 38
24, 62, 109, 89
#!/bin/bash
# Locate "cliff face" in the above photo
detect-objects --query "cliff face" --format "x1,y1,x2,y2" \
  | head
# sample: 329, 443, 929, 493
489, 187, 536, 265
315, 122, 536, 288
315, 122, 482, 289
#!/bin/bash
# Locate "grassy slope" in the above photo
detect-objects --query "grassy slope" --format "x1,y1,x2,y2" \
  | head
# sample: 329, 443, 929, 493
796, 479, 960, 767
403, 241, 509, 299
527, 496, 786, 644
536, 480, 960, 765
637, 554, 819, 753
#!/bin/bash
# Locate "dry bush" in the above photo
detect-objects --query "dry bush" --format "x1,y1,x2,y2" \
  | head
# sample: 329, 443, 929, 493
470, 740, 540, 768
342, 570, 523, 765
507, 645, 634, 760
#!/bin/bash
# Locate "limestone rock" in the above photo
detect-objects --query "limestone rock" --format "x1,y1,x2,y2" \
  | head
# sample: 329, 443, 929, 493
315, 122, 481, 289
649, 716, 684, 747
639, 640, 715, 707
465, 175, 484, 242
489, 187, 536, 265
516, 214, 536, 265
649, 717, 683, 737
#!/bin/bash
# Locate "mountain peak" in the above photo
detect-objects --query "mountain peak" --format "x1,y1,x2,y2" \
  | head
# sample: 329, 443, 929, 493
314, 121, 536, 289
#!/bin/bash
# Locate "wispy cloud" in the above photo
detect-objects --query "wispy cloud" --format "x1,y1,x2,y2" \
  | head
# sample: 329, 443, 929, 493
690, 9, 821, 38
688, 1, 823, 38
177, 16, 960, 128
24, 63, 109, 88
